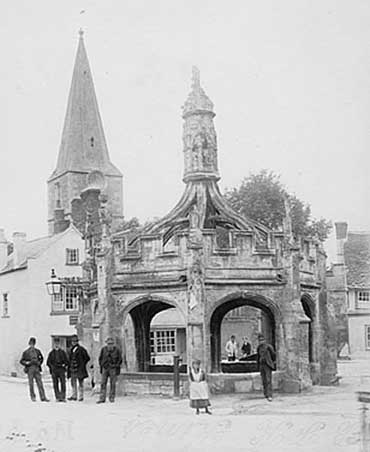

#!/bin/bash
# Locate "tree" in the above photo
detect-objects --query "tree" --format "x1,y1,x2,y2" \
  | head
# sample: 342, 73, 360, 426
224, 170, 332, 240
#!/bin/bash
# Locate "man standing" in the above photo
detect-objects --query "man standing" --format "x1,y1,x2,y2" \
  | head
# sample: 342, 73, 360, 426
20, 337, 49, 402
97, 337, 122, 404
67, 335, 90, 401
225, 335, 238, 361
256, 333, 276, 401
47, 338, 69, 402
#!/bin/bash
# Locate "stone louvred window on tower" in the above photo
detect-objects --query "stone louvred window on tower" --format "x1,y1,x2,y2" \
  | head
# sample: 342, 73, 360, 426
2, 293, 9, 317
90, 137, 94, 147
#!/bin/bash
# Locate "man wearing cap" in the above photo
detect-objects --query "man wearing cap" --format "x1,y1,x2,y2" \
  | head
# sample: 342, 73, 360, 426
67, 335, 90, 401
96, 337, 122, 403
256, 333, 276, 402
20, 337, 49, 402
47, 338, 69, 402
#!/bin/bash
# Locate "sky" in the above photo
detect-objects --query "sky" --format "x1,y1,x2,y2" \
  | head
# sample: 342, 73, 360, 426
1, 0, 370, 262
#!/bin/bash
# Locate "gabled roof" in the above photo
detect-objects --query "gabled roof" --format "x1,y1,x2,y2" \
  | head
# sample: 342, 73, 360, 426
0, 225, 82, 275
344, 231, 370, 288
49, 31, 121, 180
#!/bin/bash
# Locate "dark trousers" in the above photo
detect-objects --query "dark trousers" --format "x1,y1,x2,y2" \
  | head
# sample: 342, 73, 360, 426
52, 370, 66, 401
27, 366, 46, 401
260, 364, 272, 398
99, 368, 117, 402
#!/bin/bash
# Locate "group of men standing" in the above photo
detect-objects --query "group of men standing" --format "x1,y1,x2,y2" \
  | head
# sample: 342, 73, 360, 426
20, 335, 122, 404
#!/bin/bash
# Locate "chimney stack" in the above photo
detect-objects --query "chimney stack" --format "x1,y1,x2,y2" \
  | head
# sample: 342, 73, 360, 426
335, 222, 348, 264
12, 232, 27, 267
0, 229, 8, 271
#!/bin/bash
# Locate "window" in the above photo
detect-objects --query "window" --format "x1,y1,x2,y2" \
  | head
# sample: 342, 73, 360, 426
150, 330, 176, 354
365, 326, 370, 350
227, 307, 245, 319
358, 291, 370, 303
52, 292, 64, 312
51, 287, 78, 313
2, 293, 9, 317
55, 183, 61, 208
65, 287, 78, 311
66, 248, 79, 265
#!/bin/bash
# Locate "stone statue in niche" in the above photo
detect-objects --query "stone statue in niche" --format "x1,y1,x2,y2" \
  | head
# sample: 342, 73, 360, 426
187, 204, 203, 249
191, 128, 215, 172
188, 261, 203, 310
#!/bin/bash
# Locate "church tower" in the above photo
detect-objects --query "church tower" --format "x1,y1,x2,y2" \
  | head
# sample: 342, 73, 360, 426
47, 30, 123, 235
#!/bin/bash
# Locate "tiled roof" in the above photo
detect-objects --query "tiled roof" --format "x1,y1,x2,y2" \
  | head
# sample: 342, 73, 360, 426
344, 232, 370, 288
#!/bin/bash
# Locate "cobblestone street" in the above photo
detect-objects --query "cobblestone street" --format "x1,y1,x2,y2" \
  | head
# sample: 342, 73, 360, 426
0, 360, 368, 452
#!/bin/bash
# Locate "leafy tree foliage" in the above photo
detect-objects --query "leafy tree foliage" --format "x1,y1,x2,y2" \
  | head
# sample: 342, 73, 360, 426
224, 170, 332, 241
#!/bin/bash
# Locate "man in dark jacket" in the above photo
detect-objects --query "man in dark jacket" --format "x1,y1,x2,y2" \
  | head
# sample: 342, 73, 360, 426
67, 335, 90, 401
256, 333, 276, 401
46, 338, 69, 402
20, 337, 49, 402
97, 337, 122, 403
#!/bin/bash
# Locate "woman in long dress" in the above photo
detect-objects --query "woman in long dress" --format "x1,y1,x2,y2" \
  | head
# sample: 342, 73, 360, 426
189, 359, 211, 415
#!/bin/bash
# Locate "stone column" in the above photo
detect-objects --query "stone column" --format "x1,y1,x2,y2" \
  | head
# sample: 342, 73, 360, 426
186, 219, 207, 370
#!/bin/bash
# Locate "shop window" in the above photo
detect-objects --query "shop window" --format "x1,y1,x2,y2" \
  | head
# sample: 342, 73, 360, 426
150, 330, 176, 354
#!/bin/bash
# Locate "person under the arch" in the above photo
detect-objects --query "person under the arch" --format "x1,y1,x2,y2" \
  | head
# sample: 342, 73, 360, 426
256, 333, 276, 402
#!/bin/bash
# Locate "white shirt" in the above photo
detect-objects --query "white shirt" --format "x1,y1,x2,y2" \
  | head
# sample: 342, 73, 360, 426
225, 340, 238, 357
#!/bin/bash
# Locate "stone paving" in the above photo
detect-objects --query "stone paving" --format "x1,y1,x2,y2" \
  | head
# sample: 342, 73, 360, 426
0, 360, 368, 452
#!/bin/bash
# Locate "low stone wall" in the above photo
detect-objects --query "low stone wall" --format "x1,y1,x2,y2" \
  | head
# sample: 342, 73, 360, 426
116, 371, 285, 397
116, 372, 189, 397
208, 371, 283, 394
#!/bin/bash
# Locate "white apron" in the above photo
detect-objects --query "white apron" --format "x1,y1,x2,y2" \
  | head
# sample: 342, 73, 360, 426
189, 369, 209, 400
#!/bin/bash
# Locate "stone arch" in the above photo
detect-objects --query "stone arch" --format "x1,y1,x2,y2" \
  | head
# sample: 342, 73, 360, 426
208, 292, 282, 373
118, 294, 186, 372
301, 292, 320, 384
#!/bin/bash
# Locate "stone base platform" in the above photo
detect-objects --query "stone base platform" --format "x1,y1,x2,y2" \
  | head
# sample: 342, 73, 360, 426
208, 371, 283, 394
115, 371, 285, 397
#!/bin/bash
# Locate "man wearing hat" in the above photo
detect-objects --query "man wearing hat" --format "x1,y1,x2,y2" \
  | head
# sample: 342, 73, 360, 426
67, 335, 90, 401
256, 333, 276, 401
96, 337, 122, 403
46, 338, 69, 402
20, 337, 49, 402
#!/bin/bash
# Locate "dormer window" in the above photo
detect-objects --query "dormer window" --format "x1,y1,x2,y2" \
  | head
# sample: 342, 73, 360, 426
90, 137, 94, 147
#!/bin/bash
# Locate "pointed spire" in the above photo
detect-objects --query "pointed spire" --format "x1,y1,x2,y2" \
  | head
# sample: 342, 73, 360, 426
50, 31, 121, 179
182, 66, 214, 118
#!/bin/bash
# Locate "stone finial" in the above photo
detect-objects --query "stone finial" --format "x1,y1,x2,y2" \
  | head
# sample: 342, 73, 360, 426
192, 66, 201, 88
182, 66, 214, 117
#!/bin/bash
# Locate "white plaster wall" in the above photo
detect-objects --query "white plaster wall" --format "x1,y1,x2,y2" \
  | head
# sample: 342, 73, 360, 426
348, 315, 370, 357
0, 228, 85, 376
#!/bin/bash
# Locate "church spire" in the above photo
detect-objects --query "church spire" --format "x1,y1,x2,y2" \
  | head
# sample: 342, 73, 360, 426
50, 30, 121, 179
47, 31, 123, 235
182, 67, 219, 183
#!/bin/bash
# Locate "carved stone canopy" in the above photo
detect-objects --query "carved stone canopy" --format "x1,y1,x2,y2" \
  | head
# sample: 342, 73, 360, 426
119, 68, 270, 246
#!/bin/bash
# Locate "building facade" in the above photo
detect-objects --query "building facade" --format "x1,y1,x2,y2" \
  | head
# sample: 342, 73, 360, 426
327, 223, 370, 357
77, 67, 337, 394
0, 226, 84, 376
